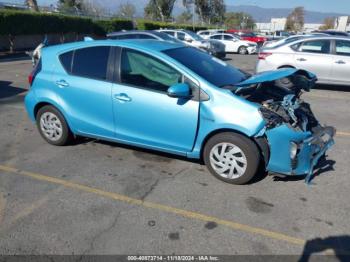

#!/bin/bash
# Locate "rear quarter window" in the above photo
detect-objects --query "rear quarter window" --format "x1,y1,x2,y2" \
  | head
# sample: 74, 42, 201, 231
59, 51, 73, 73
71, 46, 111, 80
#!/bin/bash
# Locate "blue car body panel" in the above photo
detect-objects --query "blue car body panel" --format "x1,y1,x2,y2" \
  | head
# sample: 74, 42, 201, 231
24, 39, 334, 181
235, 68, 316, 87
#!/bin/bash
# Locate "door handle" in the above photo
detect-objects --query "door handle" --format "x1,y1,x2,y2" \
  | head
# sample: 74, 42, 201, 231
114, 93, 132, 102
55, 79, 69, 88
335, 60, 346, 64
297, 58, 307, 62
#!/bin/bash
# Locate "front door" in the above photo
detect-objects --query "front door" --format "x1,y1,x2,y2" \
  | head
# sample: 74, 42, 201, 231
330, 39, 350, 85
112, 48, 199, 153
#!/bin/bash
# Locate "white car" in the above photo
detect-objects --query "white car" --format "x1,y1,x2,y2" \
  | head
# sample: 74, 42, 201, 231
158, 29, 225, 58
256, 36, 350, 86
208, 33, 257, 54
197, 29, 225, 39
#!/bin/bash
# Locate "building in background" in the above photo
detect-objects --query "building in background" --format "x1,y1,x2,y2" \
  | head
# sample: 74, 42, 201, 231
334, 16, 350, 31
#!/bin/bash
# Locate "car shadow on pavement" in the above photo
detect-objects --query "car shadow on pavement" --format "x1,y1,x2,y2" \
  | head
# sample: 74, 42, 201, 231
272, 155, 335, 183
0, 80, 27, 99
315, 84, 350, 92
298, 235, 350, 262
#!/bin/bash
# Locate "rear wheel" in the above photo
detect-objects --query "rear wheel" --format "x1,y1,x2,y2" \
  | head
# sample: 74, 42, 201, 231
36, 105, 73, 146
203, 132, 260, 185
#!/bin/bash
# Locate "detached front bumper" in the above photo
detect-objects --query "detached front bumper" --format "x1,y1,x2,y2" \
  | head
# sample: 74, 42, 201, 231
264, 124, 336, 183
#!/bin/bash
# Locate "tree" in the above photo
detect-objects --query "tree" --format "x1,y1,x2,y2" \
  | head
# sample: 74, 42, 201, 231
183, 0, 225, 25
319, 17, 335, 30
176, 11, 193, 24
116, 2, 136, 19
210, 0, 225, 24
224, 12, 255, 30
285, 6, 304, 32
81, 1, 106, 18
144, 0, 176, 22
57, 0, 83, 14
25, 0, 39, 11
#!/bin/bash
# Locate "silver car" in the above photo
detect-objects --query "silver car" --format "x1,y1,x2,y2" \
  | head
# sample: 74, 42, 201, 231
256, 36, 350, 86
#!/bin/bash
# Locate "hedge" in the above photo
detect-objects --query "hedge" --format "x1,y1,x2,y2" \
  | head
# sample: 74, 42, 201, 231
0, 10, 212, 36
0, 10, 133, 36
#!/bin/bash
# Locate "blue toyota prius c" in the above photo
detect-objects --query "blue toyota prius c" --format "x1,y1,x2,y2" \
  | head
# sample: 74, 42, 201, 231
25, 39, 335, 184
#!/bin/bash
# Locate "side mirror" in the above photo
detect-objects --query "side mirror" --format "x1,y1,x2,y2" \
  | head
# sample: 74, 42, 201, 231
167, 83, 191, 98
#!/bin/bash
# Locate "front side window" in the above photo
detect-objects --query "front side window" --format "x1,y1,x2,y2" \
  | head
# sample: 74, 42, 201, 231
164, 47, 246, 87
335, 40, 350, 56
299, 40, 330, 54
120, 49, 182, 93
71, 46, 110, 80
223, 35, 233, 40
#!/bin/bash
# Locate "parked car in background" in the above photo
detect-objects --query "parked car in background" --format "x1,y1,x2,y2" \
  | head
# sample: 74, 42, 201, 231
107, 30, 184, 44
158, 29, 225, 58
25, 39, 334, 184
256, 36, 350, 86
312, 30, 349, 37
208, 33, 257, 54
263, 34, 317, 48
226, 30, 267, 47
266, 31, 292, 41
197, 29, 225, 39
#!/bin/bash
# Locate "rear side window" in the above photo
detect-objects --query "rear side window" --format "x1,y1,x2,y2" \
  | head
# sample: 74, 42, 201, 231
299, 40, 330, 54
177, 32, 186, 41
59, 51, 73, 73
71, 46, 110, 80
335, 40, 350, 56
210, 35, 222, 40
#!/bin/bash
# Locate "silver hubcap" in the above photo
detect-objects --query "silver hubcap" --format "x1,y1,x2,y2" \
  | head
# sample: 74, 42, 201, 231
239, 47, 247, 54
40, 112, 63, 141
209, 142, 247, 179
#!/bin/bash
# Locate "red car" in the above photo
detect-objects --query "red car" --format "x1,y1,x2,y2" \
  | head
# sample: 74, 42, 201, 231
226, 30, 267, 47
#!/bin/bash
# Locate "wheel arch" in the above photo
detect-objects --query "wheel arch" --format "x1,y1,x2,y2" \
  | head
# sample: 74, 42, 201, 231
199, 128, 260, 160
33, 101, 74, 134
278, 65, 295, 69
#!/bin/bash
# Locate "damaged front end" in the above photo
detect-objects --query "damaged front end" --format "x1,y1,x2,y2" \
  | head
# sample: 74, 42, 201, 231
235, 68, 336, 183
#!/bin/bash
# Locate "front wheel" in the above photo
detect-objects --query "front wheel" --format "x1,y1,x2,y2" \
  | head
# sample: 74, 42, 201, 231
203, 132, 260, 185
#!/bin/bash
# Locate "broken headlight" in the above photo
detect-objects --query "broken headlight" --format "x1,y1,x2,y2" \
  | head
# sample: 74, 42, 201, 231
259, 107, 284, 129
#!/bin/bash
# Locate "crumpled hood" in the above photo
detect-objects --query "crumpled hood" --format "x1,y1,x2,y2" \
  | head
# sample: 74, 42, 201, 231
235, 68, 316, 87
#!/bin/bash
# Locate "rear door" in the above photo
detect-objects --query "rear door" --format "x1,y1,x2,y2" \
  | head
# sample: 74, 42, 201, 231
294, 39, 333, 82
330, 39, 350, 84
111, 47, 200, 153
55, 46, 114, 137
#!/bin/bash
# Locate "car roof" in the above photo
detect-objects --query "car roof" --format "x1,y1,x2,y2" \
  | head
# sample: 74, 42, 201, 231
43, 39, 184, 54
107, 30, 158, 36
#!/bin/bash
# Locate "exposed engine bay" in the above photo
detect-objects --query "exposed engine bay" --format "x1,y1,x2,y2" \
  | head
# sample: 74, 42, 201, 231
235, 72, 321, 132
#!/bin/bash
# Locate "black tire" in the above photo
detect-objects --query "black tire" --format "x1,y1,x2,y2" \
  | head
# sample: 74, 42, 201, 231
36, 105, 73, 146
203, 132, 260, 185
238, 46, 248, 55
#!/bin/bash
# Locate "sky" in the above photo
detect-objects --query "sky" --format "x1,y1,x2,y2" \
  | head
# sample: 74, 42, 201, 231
10, 0, 350, 14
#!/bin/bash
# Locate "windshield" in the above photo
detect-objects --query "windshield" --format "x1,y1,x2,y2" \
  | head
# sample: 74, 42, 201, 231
163, 47, 247, 87
182, 30, 203, 41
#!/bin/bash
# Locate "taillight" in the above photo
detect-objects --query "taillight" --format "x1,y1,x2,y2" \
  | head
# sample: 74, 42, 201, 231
258, 52, 272, 60
28, 59, 41, 87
